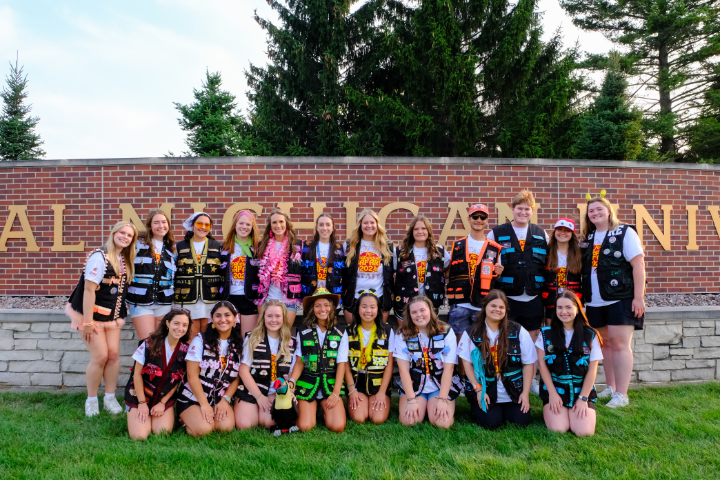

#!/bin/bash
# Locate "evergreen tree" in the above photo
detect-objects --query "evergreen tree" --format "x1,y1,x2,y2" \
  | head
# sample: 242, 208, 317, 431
0, 58, 45, 161
560, 0, 720, 159
687, 69, 720, 162
174, 70, 245, 157
575, 56, 643, 161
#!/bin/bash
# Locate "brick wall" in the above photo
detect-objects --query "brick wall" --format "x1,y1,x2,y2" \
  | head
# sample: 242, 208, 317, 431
1, 158, 719, 295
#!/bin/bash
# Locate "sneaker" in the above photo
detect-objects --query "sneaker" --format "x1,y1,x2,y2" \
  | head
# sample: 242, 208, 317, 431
85, 398, 100, 418
605, 392, 629, 409
597, 385, 614, 399
103, 395, 123, 414
530, 378, 540, 396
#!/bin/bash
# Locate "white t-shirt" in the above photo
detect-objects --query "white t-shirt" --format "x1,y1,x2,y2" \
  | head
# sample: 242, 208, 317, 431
316, 242, 331, 288
132, 337, 176, 366
354, 240, 385, 298
193, 241, 206, 261
267, 241, 286, 301
457, 236, 497, 312
295, 327, 350, 399
229, 250, 249, 295
241, 335, 297, 395
393, 329, 458, 394
535, 329, 603, 362
488, 226, 550, 302
84, 251, 124, 285
585, 226, 644, 307
393, 246, 451, 296
186, 334, 230, 371
359, 327, 397, 353
457, 326, 537, 403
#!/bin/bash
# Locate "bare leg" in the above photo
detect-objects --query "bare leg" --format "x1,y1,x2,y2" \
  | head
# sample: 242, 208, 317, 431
180, 405, 214, 438
348, 392, 369, 424
236, 400, 260, 430
597, 326, 614, 390
154, 315, 165, 331
258, 394, 276, 429
297, 400, 317, 432
568, 407, 596, 437
102, 327, 122, 394
240, 314, 260, 338
399, 395, 427, 426
427, 397, 455, 429
190, 318, 208, 338
151, 406, 176, 435
368, 394, 390, 425
608, 325, 635, 395
286, 310, 297, 327
132, 314, 156, 341
321, 397, 347, 433
127, 407, 152, 440
543, 404, 570, 433
82, 330, 109, 397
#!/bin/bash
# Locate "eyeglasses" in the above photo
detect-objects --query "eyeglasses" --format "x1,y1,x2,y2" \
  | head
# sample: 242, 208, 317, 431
195, 221, 212, 229
470, 214, 488, 221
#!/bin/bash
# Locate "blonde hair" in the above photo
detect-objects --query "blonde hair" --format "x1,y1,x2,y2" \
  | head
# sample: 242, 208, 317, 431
222, 210, 261, 254
247, 300, 293, 364
582, 197, 620, 239
512, 189, 536, 209
105, 221, 138, 279
345, 209, 392, 266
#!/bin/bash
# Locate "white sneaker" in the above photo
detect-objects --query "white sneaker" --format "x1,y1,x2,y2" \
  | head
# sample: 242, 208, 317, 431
85, 398, 100, 417
597, 385, 614, 399
605, 392, 629, 409
530, 378, 540, 396
103, 395, 123, 414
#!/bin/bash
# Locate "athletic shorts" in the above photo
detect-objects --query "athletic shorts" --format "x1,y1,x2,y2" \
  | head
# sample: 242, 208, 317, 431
128, 303, 172, 319
228, 294, 259, 316
586, 297, 644, 330
507, 296, 545, 332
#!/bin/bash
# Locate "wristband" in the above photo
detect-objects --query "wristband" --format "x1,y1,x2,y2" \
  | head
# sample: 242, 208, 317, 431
407, 399, 417, 405
138, 400, 147, 404
347, 383, 355, 387
222, 395, 232, 405
348, 388, 357, 395
473, 383, 482, 392
82, 322, 94, 327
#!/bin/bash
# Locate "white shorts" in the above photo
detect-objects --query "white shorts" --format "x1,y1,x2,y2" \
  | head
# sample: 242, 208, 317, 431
128, 303, 172, 319
175, 302, 216, 320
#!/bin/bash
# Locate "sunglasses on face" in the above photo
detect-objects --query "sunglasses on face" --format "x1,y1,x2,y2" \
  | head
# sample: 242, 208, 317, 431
195, 221, 212, 229
470, 214, 488, 221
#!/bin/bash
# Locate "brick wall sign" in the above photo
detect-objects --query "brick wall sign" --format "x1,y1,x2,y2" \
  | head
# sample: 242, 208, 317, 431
1, 157, 719, 296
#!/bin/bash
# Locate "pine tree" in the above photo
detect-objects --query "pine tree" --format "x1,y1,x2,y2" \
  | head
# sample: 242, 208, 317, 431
174, 70, 245, 157
0, 57, 45, 161
687, 69, 720, 162
575, 56, 643, 161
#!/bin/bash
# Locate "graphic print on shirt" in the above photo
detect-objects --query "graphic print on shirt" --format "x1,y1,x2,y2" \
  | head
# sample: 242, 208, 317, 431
591, 244, 602, 270
317, 256, 328, 281
519, 239, 526, 251
231, 255, 246, 281
358, 251, 381, 276
490, 344, 499, 371
153, 252, 161, 264
557, 267, 567, 288
417, 261, 427, 284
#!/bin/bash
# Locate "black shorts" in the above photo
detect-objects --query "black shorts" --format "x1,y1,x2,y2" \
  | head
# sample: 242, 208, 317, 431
586, 297, 644, 330
228, 294, 259, 316
507, 296, 545, 332
354, 372, 392, 398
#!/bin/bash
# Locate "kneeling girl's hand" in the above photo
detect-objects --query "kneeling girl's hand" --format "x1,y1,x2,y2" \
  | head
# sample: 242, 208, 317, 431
571, 400, 588, 420
371, 391, 387, 411
214, 400, 232, 422
256, 394, 272, 413
150, 402, 165, 417
404, 399, 420, 423
200, 403, 215, 424
549, 391, 564, 415
136, 403, 149, 424
519, 391, 531, 414
348, 390, 362, 410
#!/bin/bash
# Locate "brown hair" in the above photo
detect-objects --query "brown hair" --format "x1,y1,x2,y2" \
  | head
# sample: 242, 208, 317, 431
399, 215, 441, 261
547, 228, 582, 275
400, 296, 447, 340
306, 213, 338, 264
345, 209, 393, 266
256, 209, 299, 258
222, 210, 261, 255
303, 298, 339, 331
146, 309, 193, 357
469, 290, 512, 372
581, 197, 621, 239
547, 290, 603, 353
511, 189, 536, 209
137, 209, 175, 254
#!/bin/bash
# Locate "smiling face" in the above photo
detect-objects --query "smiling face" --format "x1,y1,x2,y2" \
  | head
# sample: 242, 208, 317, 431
412, 221, 429, 245
587, 201, 610, 230
512, 202, 533, 226
358, 296, 378, 325
468, 211, 488, 233
361, 214, 377, 239
316, 216, 334, 243
193, 215, 211, 240
150, 214, 169, 241
270, 213, 287, 239
235, 214, 253, 241
554, 227, 573, 243
313, 298, 333, 325
114, 225, 135, 249
212, 306, 235, 333
408, 300, 432, 329
167, 314, 190, 341
556, 297, 578, 328
263, 306, 285, 333
485, 299, 506, 323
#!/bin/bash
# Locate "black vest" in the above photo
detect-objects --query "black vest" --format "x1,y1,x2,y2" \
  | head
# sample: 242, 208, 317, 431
492, 223, 548, 296
246, 240, 303, 304
465, 322, 524, 404
300, 240, 345, 297
177, 331, 242, 407
68, 248, 128, 322
124, 338, 188, 407
538, 326, 598, 407
542, 264, 582, 308
174, 238, 226, 305
237, 333, 296, 397
220, 246, 256, 300
342, 241, 395, 312
295, 325, 347, 400
127, 240, 176, 306
394, 246, 446, 313
447, 237, 502, 307
347, 323, 392, 396
397, 326, 462, 400
580, 224, 635, 303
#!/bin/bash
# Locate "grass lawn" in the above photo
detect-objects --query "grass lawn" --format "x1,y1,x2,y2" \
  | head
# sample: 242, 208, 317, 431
1, 382, 719, 479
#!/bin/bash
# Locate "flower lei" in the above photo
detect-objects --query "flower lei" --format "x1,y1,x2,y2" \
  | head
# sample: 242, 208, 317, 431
255, 235, 289, 305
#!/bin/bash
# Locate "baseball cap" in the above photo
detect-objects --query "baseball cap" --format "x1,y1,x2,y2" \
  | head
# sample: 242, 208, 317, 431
554, 218, 576, 232
468, 204, 489, 216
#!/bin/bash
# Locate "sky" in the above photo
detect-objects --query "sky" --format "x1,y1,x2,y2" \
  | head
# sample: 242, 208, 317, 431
0, 0, 614, 160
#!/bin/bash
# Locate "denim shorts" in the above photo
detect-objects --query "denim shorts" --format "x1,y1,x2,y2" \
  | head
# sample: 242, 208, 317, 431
400, 390, 455, 402
447, 304, 479, 335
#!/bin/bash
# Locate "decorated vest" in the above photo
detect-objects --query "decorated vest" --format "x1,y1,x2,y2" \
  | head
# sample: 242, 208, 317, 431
394, 246, 446, 313
127, 240, 176, 306
347, 323, 392, 396
124, 338, 189, 407
538, 326, 598, 407
178, 331, 242, 407
295, 325, 347, 400
464, 322, 524, 404
492, 223, 548, 297
69, 248, 128, 322
580, 224, 635, 302
237, 333, 296, 397
300, 240, 345, 297
220, 245, 256, 300
342, 241, 395, 312
396, 326, 462, 400
247, 240, 303, 304
542, 265, 582, 309
446, 237, 502, 307
174, 237, 226, 305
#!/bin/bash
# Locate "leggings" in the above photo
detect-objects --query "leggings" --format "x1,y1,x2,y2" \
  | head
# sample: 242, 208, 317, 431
471, 400, 531, 429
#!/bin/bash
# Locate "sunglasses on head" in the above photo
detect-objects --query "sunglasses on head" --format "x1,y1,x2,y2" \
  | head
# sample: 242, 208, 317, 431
170, 307, 191, 316
195, 221, 212, 229
470, 214, 488, 221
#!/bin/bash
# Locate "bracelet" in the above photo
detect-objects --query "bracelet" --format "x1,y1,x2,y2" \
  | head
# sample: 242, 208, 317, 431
348, 388, 357, 395
82, 322, 94, 327
407, 399, 417, 404
474, 383, 482, 392
138, 400, 147, 404
347, 383, 355, 388
332, 393, 340, 400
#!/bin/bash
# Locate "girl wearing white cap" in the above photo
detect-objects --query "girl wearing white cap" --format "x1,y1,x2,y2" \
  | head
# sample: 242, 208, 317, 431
542, 218, 583, 320
174, 212, 228, 337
